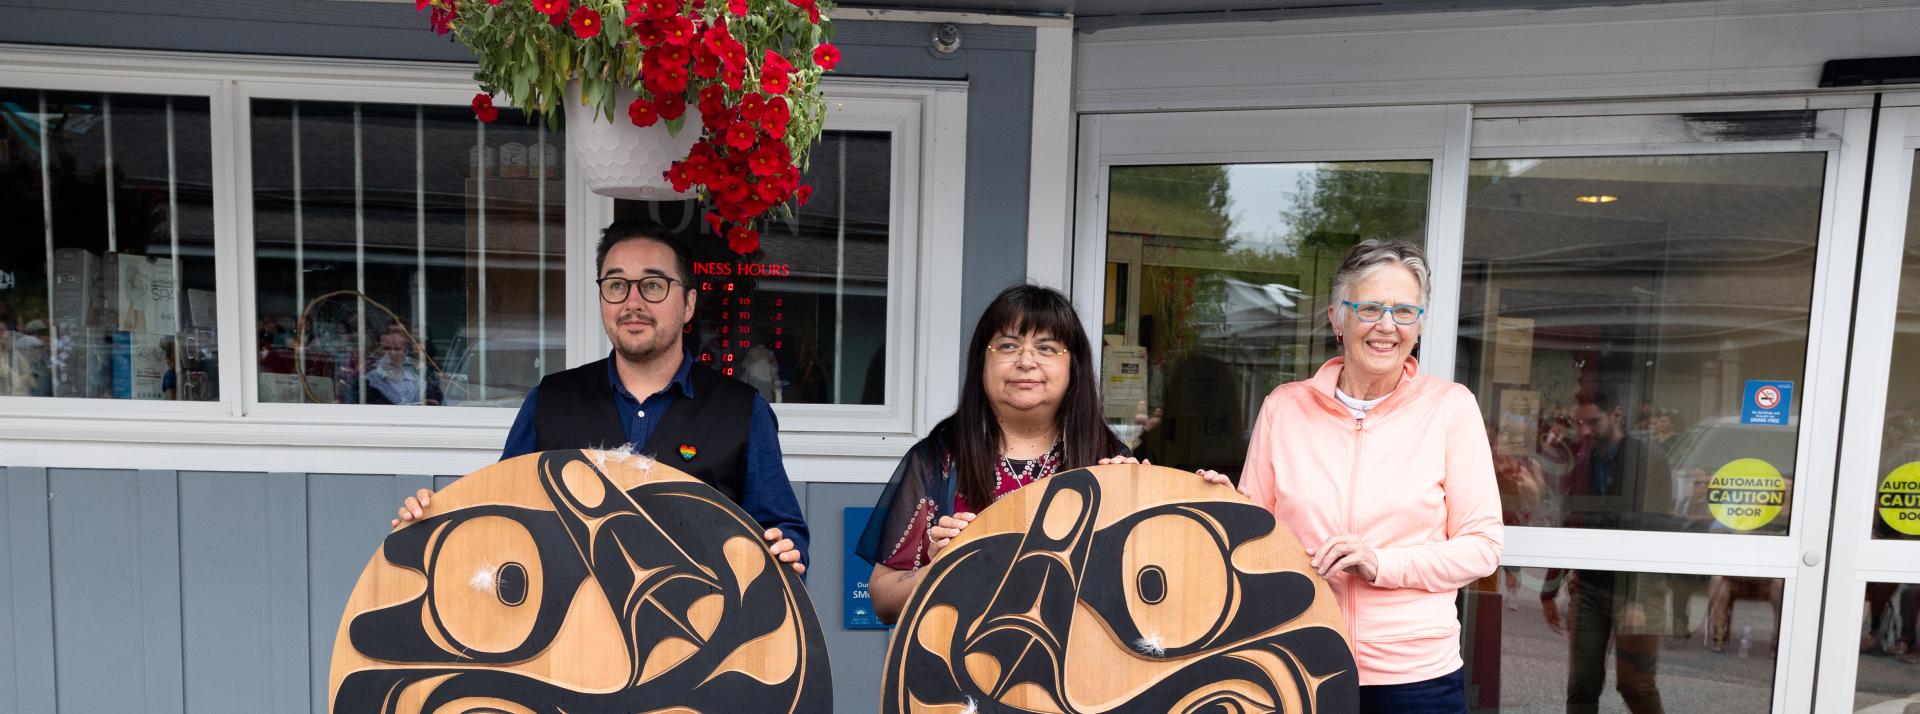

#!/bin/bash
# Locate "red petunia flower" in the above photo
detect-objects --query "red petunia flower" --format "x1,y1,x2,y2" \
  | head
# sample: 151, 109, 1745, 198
760, 50, 793, 95
728, 226, 760, 254
723, 121, 758, 151
693, 50, 720, 78
667, 163, 698, 192
633, 20, 664, 43
738, 93, 767, 121
703, 211, 727, 233
639, 0, 679, 19
569, 6, 603, 38
795, 184, 814, 206
747, 142, 789, 176
655, 96, 686, 121
416, 0, 432, 10
548, 8, 566, 25
789, 0, 819, 24
722, 67, 746, 91
531, 0, 567, 15
627, 97, 659, 127
488, 0, 504, 5
813, 43, 840, 70
762, 95, 790, 138
661, 15, 696, 45
728, 0, 747, 14
428, 4, 458, 34
471, 93, 499, 123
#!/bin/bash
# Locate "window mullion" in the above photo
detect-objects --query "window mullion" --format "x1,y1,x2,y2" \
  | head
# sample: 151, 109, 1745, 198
104, 93, 117, 253
354, 103, 367, 405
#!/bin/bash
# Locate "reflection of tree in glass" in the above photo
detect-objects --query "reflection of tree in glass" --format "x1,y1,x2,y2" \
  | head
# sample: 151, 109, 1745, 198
1283, 162, 1434, 256
1108, 164, 1233, 241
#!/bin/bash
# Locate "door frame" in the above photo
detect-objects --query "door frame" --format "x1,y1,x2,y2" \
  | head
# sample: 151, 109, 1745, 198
1815, 90, 1920, 712
1070, 94, 1883, 712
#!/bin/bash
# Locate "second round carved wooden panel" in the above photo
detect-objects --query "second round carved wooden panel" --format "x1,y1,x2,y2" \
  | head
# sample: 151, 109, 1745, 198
882, 464, 1358, 713
328, 449, 831, 713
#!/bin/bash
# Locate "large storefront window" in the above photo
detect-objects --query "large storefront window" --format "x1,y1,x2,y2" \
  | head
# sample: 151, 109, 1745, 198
615, 130, 891, 406
1100, 161, 1430, 475
250, 99, 564, 407
1457, 152, 1826, 536
0, 89, 218, 401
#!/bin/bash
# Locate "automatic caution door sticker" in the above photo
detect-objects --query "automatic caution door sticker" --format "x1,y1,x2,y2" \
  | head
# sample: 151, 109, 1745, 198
1708, 458, 1787, 532
1879, 462, 1920, 537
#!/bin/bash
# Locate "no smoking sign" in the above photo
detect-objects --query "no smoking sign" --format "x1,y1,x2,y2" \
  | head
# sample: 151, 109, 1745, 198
1742, 380, 1793, 426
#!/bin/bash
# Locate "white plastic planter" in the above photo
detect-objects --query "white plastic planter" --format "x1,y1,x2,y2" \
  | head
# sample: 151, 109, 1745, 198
564, 81, 701, 201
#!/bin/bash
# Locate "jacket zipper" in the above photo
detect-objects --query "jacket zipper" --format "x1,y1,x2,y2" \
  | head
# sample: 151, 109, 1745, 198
1346, 412, 1363, 647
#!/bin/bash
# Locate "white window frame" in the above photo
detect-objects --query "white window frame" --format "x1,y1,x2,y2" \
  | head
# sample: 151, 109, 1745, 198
1070, 104, 1475, 381
0, 45, 965, 479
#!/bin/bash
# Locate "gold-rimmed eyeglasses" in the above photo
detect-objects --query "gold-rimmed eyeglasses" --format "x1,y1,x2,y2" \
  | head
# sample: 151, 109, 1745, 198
987, 341, 1068, 362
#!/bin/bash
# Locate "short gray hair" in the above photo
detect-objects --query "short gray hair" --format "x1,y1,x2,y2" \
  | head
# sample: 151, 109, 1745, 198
1329, 239, 1431, 308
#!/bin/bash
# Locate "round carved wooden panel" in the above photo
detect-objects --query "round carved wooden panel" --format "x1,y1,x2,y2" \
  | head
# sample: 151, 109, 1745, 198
328, 449, 831, 713
882, 464, 1357, 713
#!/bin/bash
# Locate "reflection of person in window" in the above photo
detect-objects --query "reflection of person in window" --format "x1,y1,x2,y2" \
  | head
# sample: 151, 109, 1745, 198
1134, 354, 1246, 480
1540, 386, 1675, 713
738, 344, 779, 403
364, 323, 442, 406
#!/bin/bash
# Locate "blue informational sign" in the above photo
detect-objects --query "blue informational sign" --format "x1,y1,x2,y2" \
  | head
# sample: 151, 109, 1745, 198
844, 506, 888, 629
1741, 380, 1793, 426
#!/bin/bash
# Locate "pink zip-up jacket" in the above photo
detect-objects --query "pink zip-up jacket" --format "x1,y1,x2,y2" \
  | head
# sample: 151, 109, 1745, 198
1239, 357, 1503, 686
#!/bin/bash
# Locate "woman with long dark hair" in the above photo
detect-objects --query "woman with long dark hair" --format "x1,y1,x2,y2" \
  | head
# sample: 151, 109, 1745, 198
856, 284, 1128, 623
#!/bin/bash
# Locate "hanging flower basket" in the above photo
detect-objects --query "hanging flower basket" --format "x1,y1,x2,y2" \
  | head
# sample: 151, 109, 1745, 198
564, 80, 701, 200
419, 0, 840, 254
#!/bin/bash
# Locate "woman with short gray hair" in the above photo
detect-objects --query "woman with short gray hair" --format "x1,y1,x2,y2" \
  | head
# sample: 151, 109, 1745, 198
1204, 238, 1503, 712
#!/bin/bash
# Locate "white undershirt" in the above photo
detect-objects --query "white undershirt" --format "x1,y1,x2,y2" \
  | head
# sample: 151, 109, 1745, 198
1336, 387, 1391, 420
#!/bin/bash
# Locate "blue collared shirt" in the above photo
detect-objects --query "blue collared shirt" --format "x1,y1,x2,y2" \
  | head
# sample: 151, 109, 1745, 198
502, 351, 809, 567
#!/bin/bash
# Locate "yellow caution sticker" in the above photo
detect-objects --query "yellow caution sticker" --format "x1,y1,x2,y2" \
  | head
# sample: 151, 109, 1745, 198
1878, 462, 1920, 537
1708, 458, 1787, 532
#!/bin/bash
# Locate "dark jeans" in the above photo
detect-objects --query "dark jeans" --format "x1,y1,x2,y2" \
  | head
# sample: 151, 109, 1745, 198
1568, 574, 1665, 713
1358, 667, 1465, 714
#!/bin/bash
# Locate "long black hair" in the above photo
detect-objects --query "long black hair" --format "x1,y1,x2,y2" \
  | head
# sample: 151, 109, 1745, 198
935, 284, 1126, 510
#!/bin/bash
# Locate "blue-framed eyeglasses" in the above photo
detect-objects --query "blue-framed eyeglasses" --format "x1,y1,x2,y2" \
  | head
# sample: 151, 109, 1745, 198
1342, 300, 1425, 325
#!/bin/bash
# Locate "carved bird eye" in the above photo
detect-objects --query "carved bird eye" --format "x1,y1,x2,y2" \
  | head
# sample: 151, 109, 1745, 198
1135, 565, 1167, 605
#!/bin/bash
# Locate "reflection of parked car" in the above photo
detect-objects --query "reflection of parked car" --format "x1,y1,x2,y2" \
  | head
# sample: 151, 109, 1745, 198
1664, 417, 1795, 652
1664, 417, 1797, 530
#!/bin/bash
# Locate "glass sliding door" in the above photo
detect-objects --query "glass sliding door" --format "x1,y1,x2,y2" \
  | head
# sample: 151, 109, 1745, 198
1818, 97, 1920, 712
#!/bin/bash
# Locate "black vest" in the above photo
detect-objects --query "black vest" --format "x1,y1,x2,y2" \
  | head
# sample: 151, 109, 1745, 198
532, 358, 755, 504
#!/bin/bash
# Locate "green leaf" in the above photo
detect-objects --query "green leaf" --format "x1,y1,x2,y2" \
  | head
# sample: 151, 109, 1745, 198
665, 114, 686, 136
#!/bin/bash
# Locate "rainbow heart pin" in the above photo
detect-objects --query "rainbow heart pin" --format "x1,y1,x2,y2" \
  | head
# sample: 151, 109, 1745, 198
678, 444, 698, 461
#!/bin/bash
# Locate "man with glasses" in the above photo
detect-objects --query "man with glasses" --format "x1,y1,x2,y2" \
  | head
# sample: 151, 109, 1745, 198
394, 219, 809, 573
1540, 386, 1675, 713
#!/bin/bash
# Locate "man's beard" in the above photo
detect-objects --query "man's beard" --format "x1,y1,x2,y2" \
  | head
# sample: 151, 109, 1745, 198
612, 311, 678, 362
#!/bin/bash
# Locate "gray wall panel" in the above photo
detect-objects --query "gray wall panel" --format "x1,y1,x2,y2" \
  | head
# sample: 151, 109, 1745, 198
0, 468, 13, 710
959, 47, 1037, 336
179, 470, 277, 712
47, 468, 150, 713
801, 481, 891, 713
306, 473, 420, 713
5, 467, 56, 713
137, 470, 187, 714
269, 474, 312, 711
